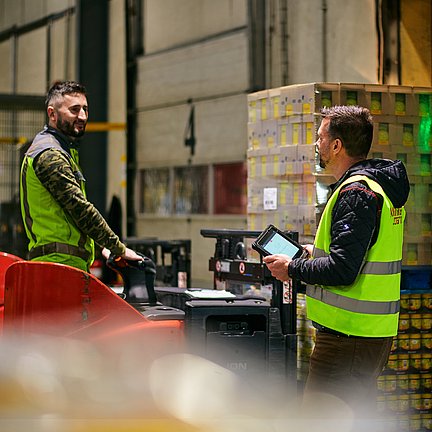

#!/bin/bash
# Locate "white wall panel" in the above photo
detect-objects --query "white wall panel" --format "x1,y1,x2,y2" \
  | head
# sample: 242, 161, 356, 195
46, 0, 74, 15
266, 0, 377, 87
0, 0, 74, 31
194, 94, 248, 164
22, 0, 46, 23
16, 27, 47, 94
286, 0, 323, 85
136, 94, 247, 167
326, 0, 377, 83
137, 31, 249, 109
144, 0, 247, 54
0, 40, 12, 92
66, 11, 76, 79
50, 17, 67, 83
0, 0, 23, 30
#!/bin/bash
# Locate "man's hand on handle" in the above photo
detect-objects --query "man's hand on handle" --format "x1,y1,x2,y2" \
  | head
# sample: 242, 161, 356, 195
102, 247, 143, 262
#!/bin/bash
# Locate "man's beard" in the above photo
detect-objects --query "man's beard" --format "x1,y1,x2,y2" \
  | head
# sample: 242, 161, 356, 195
319, 156, 326, 169
56, 117, 86, 138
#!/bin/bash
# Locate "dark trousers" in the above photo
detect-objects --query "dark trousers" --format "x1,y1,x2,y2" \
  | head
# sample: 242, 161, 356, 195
304, 330, 393, 421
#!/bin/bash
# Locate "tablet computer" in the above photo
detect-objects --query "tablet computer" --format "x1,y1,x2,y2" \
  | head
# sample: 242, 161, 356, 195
252, 224, 304, 259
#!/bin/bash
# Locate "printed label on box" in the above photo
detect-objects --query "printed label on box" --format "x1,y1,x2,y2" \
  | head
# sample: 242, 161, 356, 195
263, 187, 278, 210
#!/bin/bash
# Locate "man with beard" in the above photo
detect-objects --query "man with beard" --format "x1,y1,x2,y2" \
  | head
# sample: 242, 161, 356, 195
263, 106, 410, 422
20, 81, 141, 272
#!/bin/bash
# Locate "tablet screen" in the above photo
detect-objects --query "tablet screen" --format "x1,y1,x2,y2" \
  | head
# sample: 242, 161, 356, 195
264, 231, 301, 257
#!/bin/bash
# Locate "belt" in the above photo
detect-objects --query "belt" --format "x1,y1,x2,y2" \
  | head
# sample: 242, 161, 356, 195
29, 242, 91, 262
313, 322, 364, 338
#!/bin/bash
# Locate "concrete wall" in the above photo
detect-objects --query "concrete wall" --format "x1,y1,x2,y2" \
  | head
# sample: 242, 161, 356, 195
0, 0, 76, 93
143, 0, 248, 54
265, 0, 378, 87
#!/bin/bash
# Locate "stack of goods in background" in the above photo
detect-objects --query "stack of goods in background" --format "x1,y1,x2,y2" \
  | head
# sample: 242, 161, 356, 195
377, 287, 432, 431
296, 294, 316, 383
246, 83, 432, 384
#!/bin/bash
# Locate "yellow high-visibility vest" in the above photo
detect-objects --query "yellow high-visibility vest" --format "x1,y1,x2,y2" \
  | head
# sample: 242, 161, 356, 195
306, 175, 404, 337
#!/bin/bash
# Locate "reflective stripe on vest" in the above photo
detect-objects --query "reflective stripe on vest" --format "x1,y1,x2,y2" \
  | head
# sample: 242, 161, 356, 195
306, 285, 400, 315
313, 247, 402, 274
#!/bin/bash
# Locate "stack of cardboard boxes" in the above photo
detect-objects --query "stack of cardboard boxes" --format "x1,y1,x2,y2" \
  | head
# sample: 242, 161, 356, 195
247, 82, 431, 262
378, 290, 432, 430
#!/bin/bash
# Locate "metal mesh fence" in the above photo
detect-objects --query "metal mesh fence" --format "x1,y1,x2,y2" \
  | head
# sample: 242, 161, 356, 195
0, 97, 45, 257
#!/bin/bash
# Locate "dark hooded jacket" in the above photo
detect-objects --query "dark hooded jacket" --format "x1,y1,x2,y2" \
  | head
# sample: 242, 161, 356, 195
288, 158, 410, 286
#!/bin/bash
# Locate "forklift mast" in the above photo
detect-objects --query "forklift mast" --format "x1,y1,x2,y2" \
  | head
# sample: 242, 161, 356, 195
200, 228, 300, 336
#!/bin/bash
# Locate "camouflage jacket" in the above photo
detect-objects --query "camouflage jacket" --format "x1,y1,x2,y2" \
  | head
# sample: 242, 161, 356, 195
32, 126, 126, 256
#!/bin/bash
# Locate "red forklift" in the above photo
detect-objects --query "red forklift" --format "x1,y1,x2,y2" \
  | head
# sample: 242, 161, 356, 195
1, 229, 299, 382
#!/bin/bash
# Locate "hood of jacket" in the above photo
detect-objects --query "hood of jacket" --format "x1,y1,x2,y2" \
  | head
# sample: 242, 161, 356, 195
336, 158, 410, 208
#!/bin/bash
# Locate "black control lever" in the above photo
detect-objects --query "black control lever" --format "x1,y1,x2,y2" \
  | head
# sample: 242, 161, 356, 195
106, 252, 158, 306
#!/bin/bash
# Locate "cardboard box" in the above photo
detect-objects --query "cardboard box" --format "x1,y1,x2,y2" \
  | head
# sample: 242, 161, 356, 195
247, 122, 263, 150
413, 88, 432, 117
262, 119, 278, 148
403, 242, 419, 266
365, 84, 391, 115
297, 144, 316, 175
298, 205, 317, 236
277, 119, 289, 146
269, 88, 282, 120
247, 148, 268, 179
419, 153, 431, 176
247, 213, 265, 231
265, 147, 281, 177
247, 93, 258, 123
388, 123, 419, 148
405, 212, 422, 237
388, 86, 417, 116
339, 83, 367, 108
279, 145, 301, 176
255, 90, 270, 121
392, 146, 420, 175
413, 182, 432, 211
315, 83, 341, 110
279, 83, 340, 117
279, 206, 299, 232
374, 121, 391, 146
280, 84, 316, 117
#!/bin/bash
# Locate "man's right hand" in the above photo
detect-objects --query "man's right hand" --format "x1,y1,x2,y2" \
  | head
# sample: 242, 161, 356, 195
121, 247, 144, 262
102, 247, 143, 262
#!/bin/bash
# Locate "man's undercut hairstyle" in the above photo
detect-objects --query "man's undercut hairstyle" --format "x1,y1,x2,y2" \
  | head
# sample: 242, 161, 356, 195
45, 81, 87, 110
320, 105, 374, 158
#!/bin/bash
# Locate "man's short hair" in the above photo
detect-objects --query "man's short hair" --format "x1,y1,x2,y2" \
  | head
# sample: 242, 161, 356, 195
45, 81, 87, 110
320, 105, 374, 158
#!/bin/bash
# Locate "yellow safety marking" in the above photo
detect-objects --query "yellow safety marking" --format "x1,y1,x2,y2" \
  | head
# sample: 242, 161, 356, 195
0, 137, 28, 145
86, 122, 127, 132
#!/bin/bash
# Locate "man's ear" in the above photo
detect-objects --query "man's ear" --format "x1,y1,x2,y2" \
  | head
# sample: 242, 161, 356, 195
47, 106, 55, 120
333, 138, 343, 154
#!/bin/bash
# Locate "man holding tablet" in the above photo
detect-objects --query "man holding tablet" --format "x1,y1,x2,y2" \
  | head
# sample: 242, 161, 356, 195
263, 106, 410, 423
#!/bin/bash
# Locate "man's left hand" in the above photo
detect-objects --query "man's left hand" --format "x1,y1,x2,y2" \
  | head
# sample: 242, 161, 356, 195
263, 254, 292, 282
